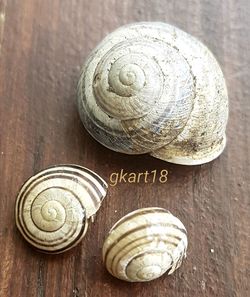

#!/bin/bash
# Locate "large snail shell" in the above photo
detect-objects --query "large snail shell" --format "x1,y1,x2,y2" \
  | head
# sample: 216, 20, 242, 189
15, 165, 107, 253
102, 208, 188, 282
78, 22, 228, 165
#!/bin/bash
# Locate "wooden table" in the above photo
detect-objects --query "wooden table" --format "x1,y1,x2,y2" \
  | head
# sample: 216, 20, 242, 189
0, 1, 249, 296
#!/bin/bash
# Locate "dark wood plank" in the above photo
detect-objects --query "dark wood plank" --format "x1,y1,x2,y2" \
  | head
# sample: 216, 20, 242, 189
0, 0, 249, 296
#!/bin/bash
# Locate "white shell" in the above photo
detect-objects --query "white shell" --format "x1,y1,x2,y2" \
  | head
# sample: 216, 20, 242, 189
78, 22, 228, 165
15, 165, 107, 253
102, 207, 188, 282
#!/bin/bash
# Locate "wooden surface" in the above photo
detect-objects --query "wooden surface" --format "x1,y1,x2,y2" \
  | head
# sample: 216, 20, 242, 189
0, 0, 249, 296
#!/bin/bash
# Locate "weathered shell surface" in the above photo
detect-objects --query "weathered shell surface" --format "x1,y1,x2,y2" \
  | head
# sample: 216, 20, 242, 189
102, 207, 188, 282
78, 22, 228, 165
15, 165, 107, 253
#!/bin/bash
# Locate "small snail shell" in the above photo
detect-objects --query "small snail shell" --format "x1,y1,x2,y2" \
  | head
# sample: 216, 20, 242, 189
102, 207, 188, 282
15, 165, 107, 253
78, 22, 228, 165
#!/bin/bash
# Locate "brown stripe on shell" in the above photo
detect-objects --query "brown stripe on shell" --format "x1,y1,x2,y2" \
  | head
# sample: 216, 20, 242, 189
17, 165, 107, 203
109, 207, 171, 232
66, 164, 108, 192
18, 217, 88, 254
16, 167, 105, 209
17, 175, 90, 214
109, 237, 179, 276
104, 223, 186, 263
15, 165, 107, 254
124, 250, 174, 281
16, 180, 87, 246
102, 207, 188, 282
17, 187, 86, 248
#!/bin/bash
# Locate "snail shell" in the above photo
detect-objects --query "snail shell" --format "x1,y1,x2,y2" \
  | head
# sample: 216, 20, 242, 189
15, 165, 107, 253
78, 22, 228, 165
102, 207, 188, 282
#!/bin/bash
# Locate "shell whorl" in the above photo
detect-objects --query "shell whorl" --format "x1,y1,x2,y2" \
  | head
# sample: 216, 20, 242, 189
78, 22, 228, 165
15, 165, 107, 253
102, 208, 188, 282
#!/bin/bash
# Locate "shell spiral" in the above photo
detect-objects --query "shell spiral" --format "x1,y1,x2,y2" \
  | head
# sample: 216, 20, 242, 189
15, 165, 107, 253
102, 208, 188, 282
78, 22, 228, 165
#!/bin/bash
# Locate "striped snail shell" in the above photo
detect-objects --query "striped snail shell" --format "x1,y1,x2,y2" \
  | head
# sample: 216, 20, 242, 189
102, 207, 188, 282
15, 165, 107, 254
78, 22, 228, 165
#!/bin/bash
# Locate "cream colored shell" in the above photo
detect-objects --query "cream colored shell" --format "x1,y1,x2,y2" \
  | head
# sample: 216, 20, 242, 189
102, 208, 188, 282
78, 22, 228, 165
15, 165, 107, 253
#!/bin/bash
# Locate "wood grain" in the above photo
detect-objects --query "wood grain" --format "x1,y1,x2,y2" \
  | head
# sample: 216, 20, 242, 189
0, 0, 249, 296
